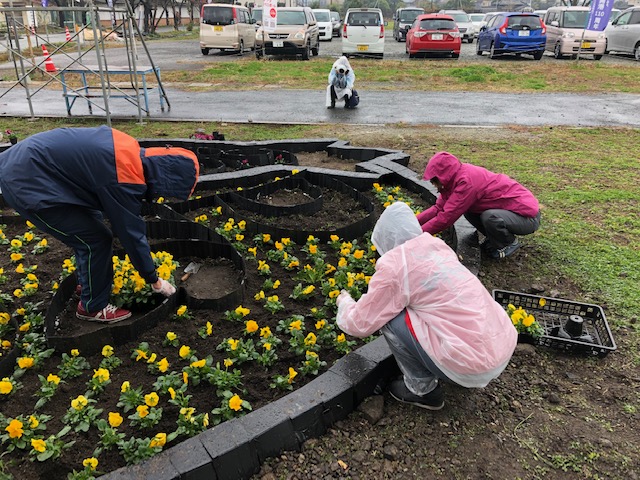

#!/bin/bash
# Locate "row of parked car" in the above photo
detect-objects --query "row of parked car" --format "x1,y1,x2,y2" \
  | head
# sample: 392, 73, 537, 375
400, 6, 640, 61
198, 3, 640, 61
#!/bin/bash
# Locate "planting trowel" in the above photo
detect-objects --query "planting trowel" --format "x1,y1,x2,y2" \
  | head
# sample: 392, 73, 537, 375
180, 261, 202, 282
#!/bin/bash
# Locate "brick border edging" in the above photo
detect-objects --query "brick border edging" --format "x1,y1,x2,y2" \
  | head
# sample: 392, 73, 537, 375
100, 337, 397, 480
99, 139, 481, 480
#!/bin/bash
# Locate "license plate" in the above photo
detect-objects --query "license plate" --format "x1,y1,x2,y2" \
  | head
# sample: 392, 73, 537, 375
272, 40, 284, 47
518, 30, 530, 36
581, 41, 591, 48
431, 33, 443, 40
357, 45, 368, 51
214, 26, 223, 32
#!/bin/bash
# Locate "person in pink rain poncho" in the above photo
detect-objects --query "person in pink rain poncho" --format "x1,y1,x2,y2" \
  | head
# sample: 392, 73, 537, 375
417, 152, 541, 259
336, 202, 517, 409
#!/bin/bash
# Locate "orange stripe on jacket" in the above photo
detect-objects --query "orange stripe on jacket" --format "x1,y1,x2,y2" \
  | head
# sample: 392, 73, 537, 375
144, 147, 200, 195
113, 129, 145, 185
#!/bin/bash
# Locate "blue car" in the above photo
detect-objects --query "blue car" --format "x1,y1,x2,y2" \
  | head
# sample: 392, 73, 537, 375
477, 12, 546, 59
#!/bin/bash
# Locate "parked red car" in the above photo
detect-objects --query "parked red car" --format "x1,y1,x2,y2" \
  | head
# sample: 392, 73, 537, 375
406, 14, 462, 58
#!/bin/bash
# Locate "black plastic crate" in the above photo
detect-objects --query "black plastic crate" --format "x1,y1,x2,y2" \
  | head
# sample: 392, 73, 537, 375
493, 290, 616, 357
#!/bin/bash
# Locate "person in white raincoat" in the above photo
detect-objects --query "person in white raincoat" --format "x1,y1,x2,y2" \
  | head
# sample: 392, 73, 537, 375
336, 202, 517, 410
326, 56, 355, 109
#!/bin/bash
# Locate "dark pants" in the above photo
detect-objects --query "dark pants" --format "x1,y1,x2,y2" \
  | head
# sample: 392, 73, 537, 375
381, 310, 448, 395
2, 192, 114, 312
464, 209, 541, 250
330, 85, 349, 103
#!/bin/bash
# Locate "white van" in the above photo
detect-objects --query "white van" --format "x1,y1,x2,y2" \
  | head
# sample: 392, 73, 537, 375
313, 9, 334, 41
342, 8, 385, 58
200, 3, 255, 55
543, 6, 606, 60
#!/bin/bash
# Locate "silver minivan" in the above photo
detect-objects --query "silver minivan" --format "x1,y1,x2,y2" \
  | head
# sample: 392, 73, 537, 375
543, 6, 606, 60
605, 6, 640, 61
200, 3, 255, 55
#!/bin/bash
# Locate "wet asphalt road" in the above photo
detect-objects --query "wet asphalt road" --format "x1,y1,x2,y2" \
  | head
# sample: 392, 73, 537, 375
1, 33, 639, 126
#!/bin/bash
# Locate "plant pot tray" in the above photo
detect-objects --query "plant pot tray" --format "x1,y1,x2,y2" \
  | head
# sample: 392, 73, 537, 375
493, 289, 616, 357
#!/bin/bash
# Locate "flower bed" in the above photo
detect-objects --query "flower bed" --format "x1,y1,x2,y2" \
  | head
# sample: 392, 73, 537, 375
0, 140, 453, 479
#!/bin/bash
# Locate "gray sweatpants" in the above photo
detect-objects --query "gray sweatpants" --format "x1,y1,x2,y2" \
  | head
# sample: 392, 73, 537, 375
464, 209, 541, 250
381, 310, 448, 396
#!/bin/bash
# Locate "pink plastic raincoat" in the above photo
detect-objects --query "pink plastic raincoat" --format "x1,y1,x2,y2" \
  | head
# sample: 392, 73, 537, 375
336, 202, 517, 388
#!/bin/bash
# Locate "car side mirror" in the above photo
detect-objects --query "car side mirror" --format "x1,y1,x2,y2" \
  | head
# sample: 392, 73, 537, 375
480, 25, 486, 31
384, 20, 388, 26
550, 20, 559, 26
256, 20, 262, 25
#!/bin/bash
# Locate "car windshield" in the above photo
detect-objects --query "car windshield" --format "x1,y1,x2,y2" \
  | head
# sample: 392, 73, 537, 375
314, 11, 331, 22
347, 12, 381, 26
469, 14, 485, 22
419, 18, 456, 30
507, 15, 541, 29
277, 11, 307, 25
451, 13, 471, 23
251, 8, 262, 22
561, 11, 589, 28
399, 10, 423, 22
202, 6, 234, 26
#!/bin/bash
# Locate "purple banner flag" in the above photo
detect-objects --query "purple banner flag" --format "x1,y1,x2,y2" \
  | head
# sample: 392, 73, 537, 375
586, 0, 614, 31
41, 0, 48, 6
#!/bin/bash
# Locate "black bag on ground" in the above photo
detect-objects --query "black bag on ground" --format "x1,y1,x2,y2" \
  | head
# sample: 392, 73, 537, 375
346, 89, 360, 108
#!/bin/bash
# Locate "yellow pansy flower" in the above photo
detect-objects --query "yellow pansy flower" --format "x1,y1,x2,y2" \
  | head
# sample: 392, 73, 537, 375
108, 412, 123, 428
6, 419, 24, 438
137, 405, 149, 418
83, 458, 99, 470
18, 357, 34, 369
47, 374, 60, 384
31, 438, 47, 453
288, 367, 298, 384
71, 395, 88, 411
150, 433, 167, 448
190, 359, 206, 368
246, 320, 259, 333
229, 394, 243, 411
145, 392, 159, 407
121, 381, 130, 393
157, 358, 169, 373
179, 345, 191, 359
0, 379, 13, 395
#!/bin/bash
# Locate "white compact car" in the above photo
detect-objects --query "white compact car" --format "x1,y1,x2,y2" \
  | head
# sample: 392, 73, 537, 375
342, 8, 385, 58
312, 9, 334, 41
438, 10, 475, 43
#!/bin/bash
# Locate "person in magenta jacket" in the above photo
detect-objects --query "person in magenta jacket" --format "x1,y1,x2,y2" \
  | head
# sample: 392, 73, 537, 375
416, 152, 541, 259
337, 202, 517, 410
0, 126, 199, 323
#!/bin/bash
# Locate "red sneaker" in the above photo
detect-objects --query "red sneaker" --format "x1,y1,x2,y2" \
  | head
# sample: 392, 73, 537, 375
76, 302, 131, 323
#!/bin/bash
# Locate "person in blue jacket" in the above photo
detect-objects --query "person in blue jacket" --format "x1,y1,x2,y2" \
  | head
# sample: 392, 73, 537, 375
0, 126, 200, 323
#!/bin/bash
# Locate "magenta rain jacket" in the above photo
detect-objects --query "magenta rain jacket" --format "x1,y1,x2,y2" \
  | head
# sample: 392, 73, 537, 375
416, 152, 540, 235
336, 202, 517, 388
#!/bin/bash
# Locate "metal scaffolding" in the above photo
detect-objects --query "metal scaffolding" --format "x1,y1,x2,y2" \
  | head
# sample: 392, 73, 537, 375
0, 0, 170, 125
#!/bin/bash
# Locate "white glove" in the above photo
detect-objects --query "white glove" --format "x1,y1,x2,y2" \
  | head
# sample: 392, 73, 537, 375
152, 278, 176, 297
336, 289, 351, 308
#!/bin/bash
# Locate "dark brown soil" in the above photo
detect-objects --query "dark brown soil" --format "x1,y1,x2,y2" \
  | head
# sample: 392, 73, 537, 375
257, 188, 314, 207
179, 257, 242, 300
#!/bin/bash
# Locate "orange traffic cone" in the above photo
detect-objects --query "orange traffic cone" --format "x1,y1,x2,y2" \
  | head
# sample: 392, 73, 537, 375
65, 26, 71, 42
41, 45, 57, 73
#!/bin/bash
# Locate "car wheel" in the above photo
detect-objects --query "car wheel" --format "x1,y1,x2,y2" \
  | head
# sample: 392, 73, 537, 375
635, 43, 640, 61
476, 41, 483, 55
593, 54, 602, 60
201, 48, 210, 55
554, 43, 563, 59
394, 32, 399, 42
604, 39, 609, 54
452, 52, 460, 59
312, 40, 319, 56
255, 49, 263, 59
489, 42, 498, 59
301, 42, 311, 60
467, 38, 473, 44
237, 40, 244, 55
533, 49, 543, 60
